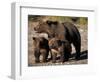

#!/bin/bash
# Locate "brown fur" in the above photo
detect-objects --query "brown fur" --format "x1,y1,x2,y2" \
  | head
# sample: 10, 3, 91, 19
33, 37, 49, 63
48, 38, 72, 63
34, 20, 81, 60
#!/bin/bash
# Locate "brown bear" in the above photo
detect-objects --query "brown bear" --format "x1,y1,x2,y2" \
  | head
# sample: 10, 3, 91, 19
34, 20, 66, 40
32, 36, 49, 63
48, 37, 72, 63
34, 20, 81, 60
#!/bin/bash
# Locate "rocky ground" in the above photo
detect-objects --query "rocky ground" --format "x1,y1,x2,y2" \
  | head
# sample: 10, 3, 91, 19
28, 22, 88, 66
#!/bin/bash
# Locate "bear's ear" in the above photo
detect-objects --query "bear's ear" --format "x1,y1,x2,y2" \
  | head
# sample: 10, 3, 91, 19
53, 21, 58, 25
46, 20, 52, 26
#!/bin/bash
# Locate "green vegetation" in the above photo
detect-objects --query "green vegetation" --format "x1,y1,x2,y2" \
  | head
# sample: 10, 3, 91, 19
28, 15, 88, 25
76, 17, 88, 25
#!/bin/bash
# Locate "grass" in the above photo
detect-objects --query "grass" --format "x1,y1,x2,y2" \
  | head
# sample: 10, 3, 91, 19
28, 15, 88, 25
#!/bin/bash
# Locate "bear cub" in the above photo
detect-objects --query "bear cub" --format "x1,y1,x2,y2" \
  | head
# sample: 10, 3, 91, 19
32, 36, 49, 63
48, 38, 72, 63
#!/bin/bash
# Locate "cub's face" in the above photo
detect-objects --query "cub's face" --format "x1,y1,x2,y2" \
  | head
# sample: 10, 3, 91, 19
49, 38, 72, 53
33, 37, 44, 44
32, 37, 48, 48
48, 38, 62, 49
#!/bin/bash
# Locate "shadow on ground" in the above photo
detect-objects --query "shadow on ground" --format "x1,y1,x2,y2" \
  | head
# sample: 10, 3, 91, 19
71, 50, 88, 60
28, 50, 88, 66
48, 50, 88, 61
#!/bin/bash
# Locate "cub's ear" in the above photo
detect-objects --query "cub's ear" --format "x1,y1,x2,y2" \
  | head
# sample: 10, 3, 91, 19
32, 37, 36, 40
57, 40, 62, 46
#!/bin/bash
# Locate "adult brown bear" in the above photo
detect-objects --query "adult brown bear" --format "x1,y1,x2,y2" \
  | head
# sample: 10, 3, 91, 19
34, 20, 81, 60
32, 36, 49, 63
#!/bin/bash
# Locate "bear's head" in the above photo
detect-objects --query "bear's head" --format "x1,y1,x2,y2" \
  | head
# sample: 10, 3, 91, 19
34, 20, 59, 38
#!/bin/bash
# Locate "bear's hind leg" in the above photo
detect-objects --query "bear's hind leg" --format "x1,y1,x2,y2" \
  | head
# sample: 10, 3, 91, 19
73, 42, 81, 60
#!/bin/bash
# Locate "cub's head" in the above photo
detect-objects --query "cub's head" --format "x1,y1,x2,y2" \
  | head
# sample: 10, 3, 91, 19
48, 38, 62, 49
32, 36, 48, 48
48, 37, 72, 53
